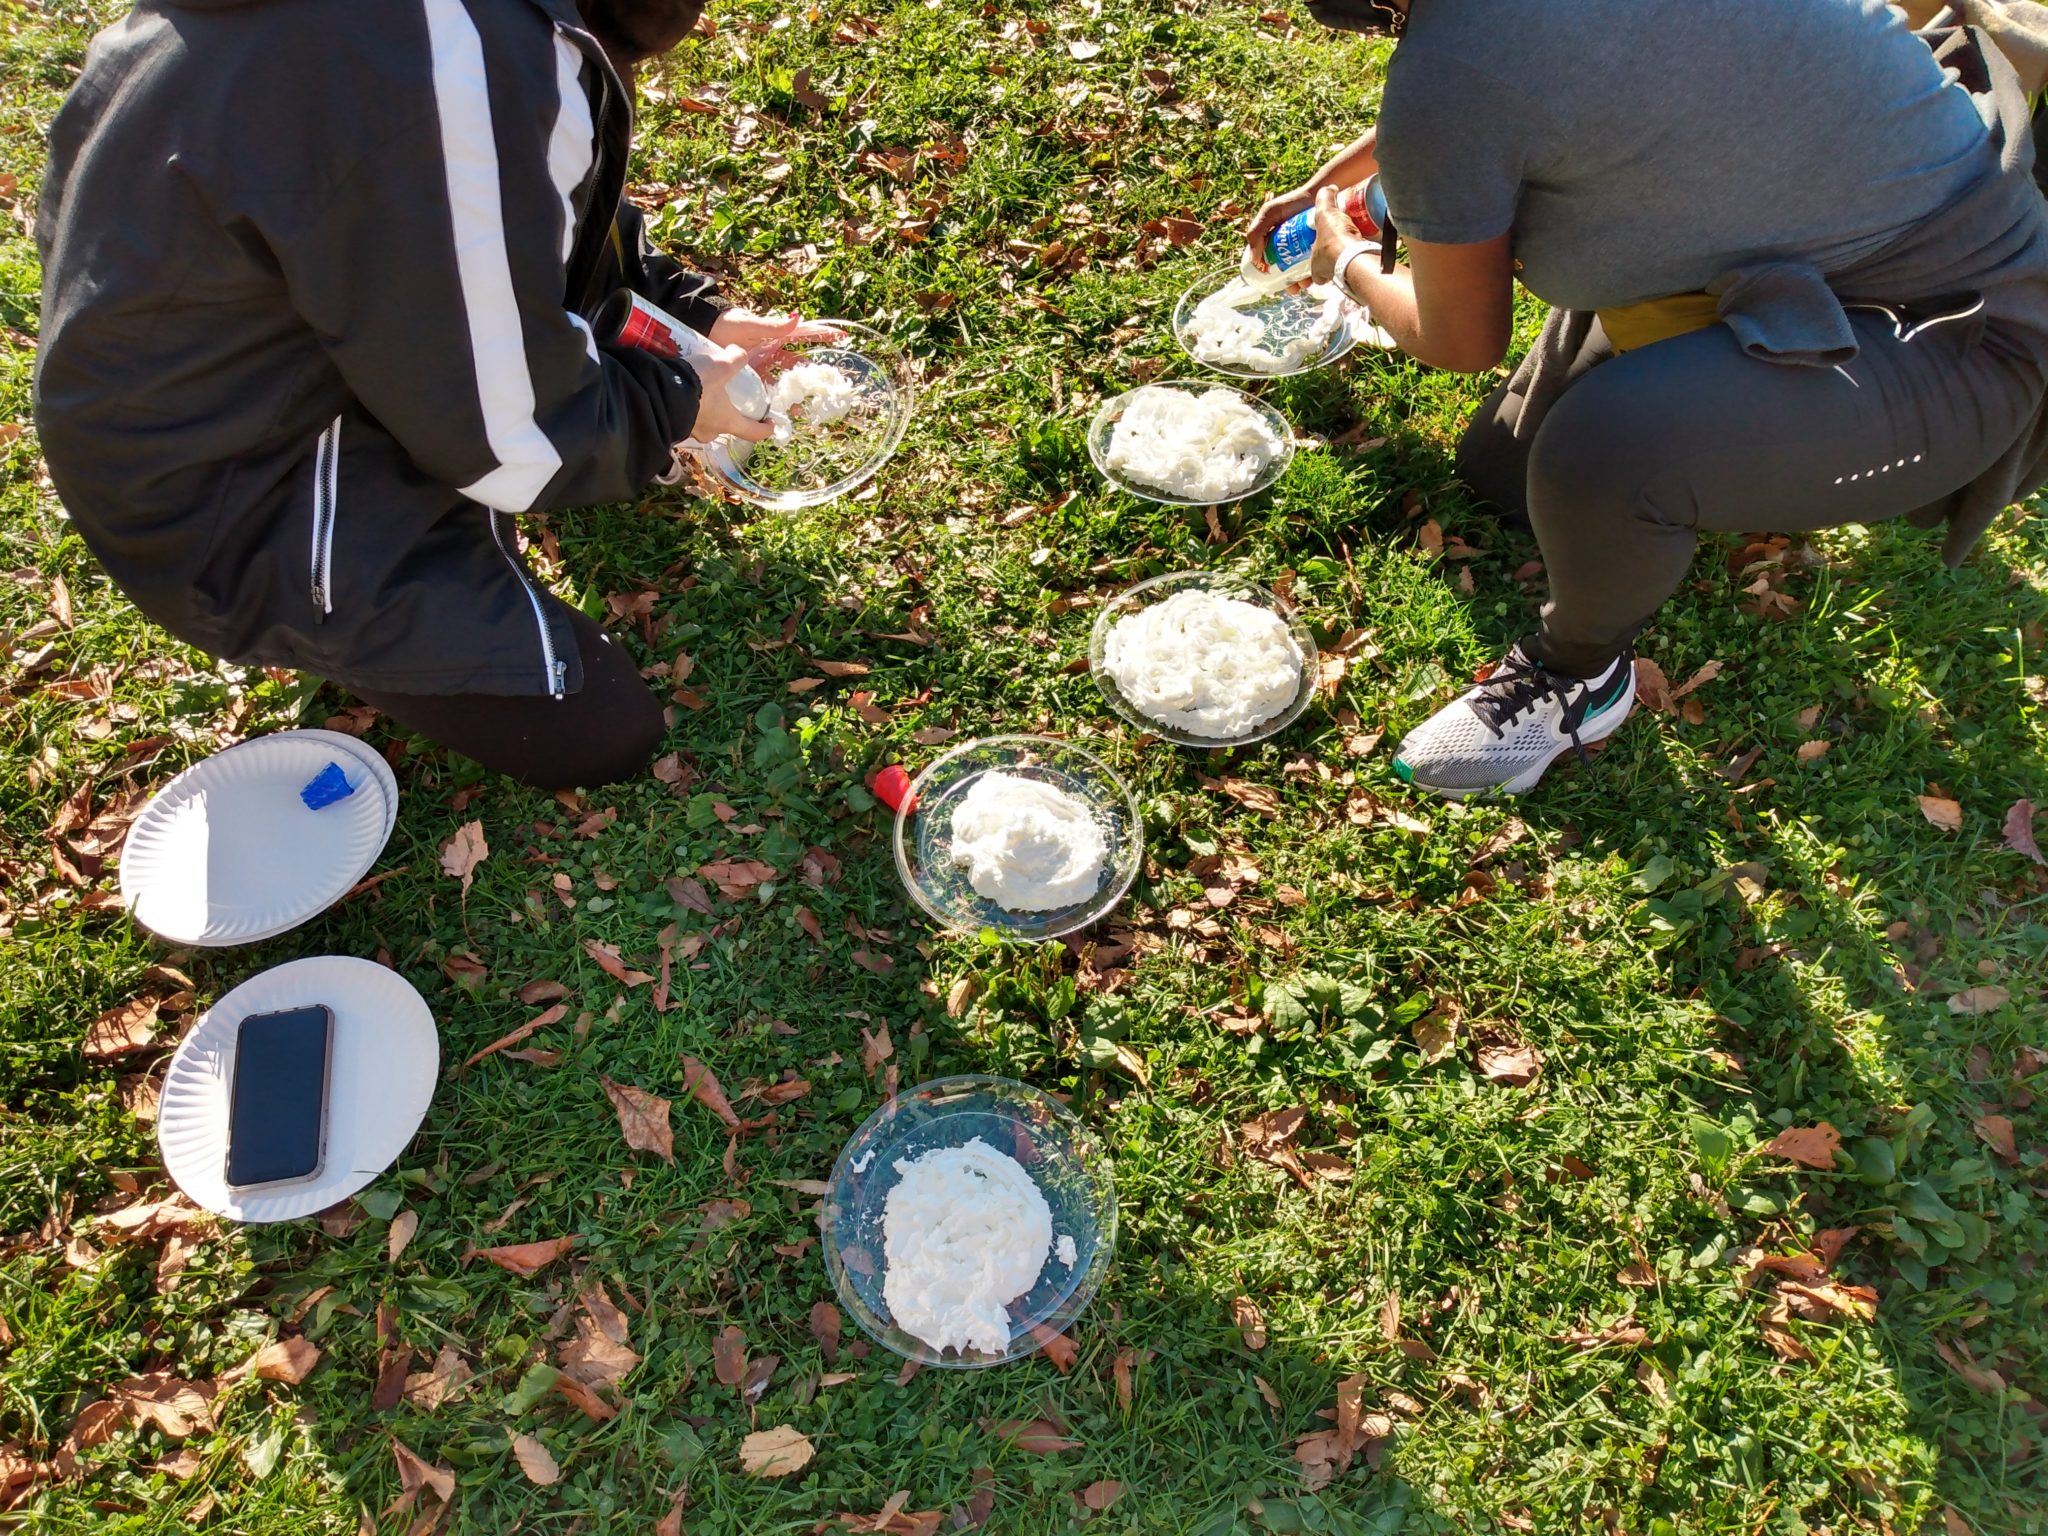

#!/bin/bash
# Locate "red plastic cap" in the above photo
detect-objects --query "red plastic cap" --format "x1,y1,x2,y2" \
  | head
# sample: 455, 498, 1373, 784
870, 763, 918, 815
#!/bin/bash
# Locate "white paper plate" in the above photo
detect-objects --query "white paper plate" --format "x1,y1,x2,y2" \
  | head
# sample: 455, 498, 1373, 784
157, 956, 440, 1223
270, 729, 399, 843
121, 734, 394, 946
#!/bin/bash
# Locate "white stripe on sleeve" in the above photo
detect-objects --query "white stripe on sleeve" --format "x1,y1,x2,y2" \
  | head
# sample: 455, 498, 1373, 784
547, 34, 595, 265
421, 0, 565, 513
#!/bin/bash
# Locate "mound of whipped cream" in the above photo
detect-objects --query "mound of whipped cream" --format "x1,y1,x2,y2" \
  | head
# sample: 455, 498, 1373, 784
1183, 279, 1346, 375
1102, 587, 1304, 738
1102, 385, 1285, 503
948, 771, 1107, 912
766, 362, 865, 446
881, 1137, 1068, 1356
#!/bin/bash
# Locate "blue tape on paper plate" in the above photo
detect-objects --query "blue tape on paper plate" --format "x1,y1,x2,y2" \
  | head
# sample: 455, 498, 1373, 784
300, 761, 357, 810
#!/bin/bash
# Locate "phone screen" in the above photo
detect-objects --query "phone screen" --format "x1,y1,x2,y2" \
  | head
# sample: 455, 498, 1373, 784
225, 1005, 333, 1189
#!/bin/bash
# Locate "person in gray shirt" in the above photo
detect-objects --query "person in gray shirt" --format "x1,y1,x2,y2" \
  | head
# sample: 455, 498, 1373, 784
1250, 0, 2048, 800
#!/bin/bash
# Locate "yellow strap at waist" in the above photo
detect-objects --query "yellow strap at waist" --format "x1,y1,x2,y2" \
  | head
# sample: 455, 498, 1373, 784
1595, 291, 1721, 353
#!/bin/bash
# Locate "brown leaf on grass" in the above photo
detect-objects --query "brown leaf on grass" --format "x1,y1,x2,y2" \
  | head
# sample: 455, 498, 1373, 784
402, 1345, 473, 1412
741, 1353, 781, 1405
811, 659, 871, 678
1233, 1296, 1267, 1350
1378, 1290, 1402, 1343
511, 1432, 560, 1486
1948, 985, 2011, 1015
582, 939, 654, 987
1974, 1113, 2018, 1164
656, 1492, 689, 1536
83, 997, 161, 1059
1553, 1319, 1648, 1351
1203, 776, 1282, 818
1935, 1336, 2007, 1396
698, 858, 778, 900
110, 1374, 216, 1438
1114, 1347, 1138, 1411
1795, 739, 1830, 762
1476, 1041, 1543, 1087
386, 1437, 455, 1518
2003, 799, 2045, 865
1078, 1480, 1123, 1511
247, 1336, 321, 1385
1945, 1509, 1977, 1536
713, 1325, 748, 1387
852, 948, 895, 975
387, 1210, 420, 1264
438, 821, 488, 899
984, 1418, 1080, 1454
1759, 1294, 1815, 1364
600, 1076, 674, 1163
462, 1234, 577, 1274
838, 1495, 946, 1535
738, 1425, 815, 1477
516, 978, 568, 1006
559, 1283, 639, 1394
1413, 1006, 1461, 1065
667, 875, 715, 915
1919, 794, 1963, 832
1755, 1123, 1840, 1170
861, 1025, 894, 1079
1777, 1279, 1877, 1324
1633, 658, 1673, 714
1293, 1429, 1355, 1492
679, 1055, 742, 1128
809, 1301, 842, 1364
92, 1193, 212, 1245
462, 1003, 566, 1067
1026, 1324, 1078, 1373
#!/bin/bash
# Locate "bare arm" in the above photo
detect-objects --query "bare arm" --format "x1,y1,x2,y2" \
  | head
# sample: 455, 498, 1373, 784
1242, 127, 1382, 271
1306, 187, 1514, 373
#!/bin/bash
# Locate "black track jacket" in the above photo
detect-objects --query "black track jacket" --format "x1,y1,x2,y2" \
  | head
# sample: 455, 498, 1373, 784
35, 0, 723, 696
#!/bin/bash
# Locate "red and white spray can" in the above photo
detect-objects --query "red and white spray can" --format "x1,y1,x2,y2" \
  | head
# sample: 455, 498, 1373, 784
594, 289, 770, 428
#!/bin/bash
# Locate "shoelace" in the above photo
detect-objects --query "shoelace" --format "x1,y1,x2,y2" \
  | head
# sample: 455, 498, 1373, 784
1468, 653, 1600, 772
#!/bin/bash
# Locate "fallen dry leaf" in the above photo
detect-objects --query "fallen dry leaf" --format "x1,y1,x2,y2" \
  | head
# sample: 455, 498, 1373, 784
1935, 1336, 2007, 1396
462, 1234, 577, 1275
1777, 1278, 1877, 1324
699, 858, 778, 900
1948, 985, 2010, 1015
559, 1287, 637, 1392
1633, 658, 1672, 713
110, 1374, 215, 1439
713, 1325, 748, 1387
809, 1301, 841, 1364
1553, 1319, 1648, 1351
83, 997, 161, 1060
738, 1424, 815, 1477
600, 1076, 674, 1163
1476, 1041, 1543, 1087
583, 938, 654, 988
679, 1055, 742, 1128
1079, 1480, 1123, 1511
1413, 1008, 1460, 1066
2002, 798, 2045, 866
1973, 1113, 2018, 1164
1755, 1123, 1841, 1170
1233, 1295, 1267, 1350
462, 1003, 566, 1067
1795, 739, 1830, 763
1205, 776, 1283, 818
402, 1345, 473, 1411
438, 821, 488, 900
386, 1210, 419, 1264
984, 1418, 1080, 1454
248, 1336, 321, 1385
386, 1436, 454, 1518
515, 978, 568, 1006
511, 1432, 560, 1486
1918, 794, 1963, 833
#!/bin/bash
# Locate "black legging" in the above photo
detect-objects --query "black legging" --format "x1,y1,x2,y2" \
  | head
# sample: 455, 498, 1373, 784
351, 603, 664, 790
1457, 306, 2048, 676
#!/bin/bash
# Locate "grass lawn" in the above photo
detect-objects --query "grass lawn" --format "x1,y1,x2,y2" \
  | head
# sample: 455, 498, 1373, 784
4, 2, 2046, 1532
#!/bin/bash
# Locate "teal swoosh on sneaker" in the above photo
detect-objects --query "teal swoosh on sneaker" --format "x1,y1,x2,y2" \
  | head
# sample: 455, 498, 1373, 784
1392, 756, 1414, 783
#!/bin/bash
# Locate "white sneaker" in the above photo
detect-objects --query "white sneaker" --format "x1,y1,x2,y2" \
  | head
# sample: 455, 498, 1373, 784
1392, 645, 1635, 800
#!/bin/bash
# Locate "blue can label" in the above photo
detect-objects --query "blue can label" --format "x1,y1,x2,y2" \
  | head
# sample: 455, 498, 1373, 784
1265, 210, 1320, 274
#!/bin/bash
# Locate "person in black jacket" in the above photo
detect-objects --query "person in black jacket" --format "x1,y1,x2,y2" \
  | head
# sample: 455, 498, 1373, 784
34, 0, 788, 789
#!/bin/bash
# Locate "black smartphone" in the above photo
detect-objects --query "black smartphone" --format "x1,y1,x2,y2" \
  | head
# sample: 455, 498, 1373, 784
224, 1004, 334, 1190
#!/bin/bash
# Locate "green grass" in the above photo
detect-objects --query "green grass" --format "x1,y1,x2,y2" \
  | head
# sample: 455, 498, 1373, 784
4, 3, 2046, 1533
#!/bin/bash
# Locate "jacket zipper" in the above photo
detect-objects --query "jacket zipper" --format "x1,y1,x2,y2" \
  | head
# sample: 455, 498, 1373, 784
308, 414, 342, 623
489, 510, 568, 698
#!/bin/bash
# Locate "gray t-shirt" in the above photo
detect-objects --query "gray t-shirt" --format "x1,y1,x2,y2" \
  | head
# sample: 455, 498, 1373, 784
1374, 0, 2004, 312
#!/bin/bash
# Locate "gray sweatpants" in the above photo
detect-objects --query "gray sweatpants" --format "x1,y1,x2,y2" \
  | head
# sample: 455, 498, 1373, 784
1455, 308, 2048, 677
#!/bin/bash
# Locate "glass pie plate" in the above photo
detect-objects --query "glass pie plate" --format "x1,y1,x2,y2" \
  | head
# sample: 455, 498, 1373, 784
1086, 379, 1295, 506
893, 734, 1142, 941
1088, 569, 1320, 749
1170, 261, 1372, 379
820, 1074, 1118, 1368
698, 319, 915, 510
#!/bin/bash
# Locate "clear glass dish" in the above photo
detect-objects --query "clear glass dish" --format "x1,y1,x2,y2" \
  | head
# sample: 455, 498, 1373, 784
1170, 261, 1367, 379
892, 734, 1142, 941
699, 319, 915, 510
1088, 569, 1320, 749
1085, 379, 1295, 506
820, 1074, 1118, 1368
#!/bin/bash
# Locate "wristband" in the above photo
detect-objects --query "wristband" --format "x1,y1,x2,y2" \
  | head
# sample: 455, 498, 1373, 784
1334, 238, 1382, 297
